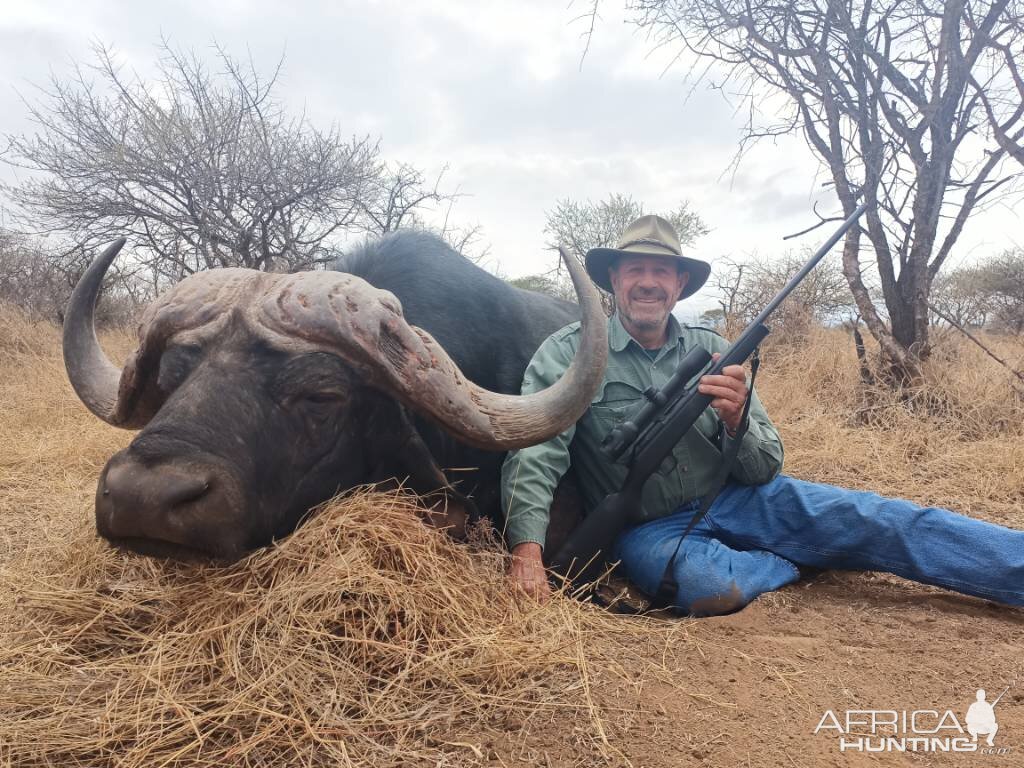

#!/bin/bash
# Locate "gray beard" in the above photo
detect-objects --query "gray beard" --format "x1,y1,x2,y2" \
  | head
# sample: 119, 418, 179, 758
617, 300, 670, 333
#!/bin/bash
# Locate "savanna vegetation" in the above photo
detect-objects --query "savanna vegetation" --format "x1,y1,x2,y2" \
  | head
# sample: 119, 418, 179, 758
2, 3, 1024, 762
2, 304, 1022, 766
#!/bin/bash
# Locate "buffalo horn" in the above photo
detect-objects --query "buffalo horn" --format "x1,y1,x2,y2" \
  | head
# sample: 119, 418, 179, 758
62, 239, 128, 426
262, 246, 608, 450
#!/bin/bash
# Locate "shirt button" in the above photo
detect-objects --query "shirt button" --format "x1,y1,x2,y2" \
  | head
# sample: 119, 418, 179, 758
680, 465, 688, 473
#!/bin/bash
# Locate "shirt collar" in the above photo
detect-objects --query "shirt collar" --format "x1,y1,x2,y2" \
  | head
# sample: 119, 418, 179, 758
609, 312, 686, 354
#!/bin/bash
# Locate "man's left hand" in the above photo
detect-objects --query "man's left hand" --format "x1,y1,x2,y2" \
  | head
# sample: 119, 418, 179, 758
699, 353, 748, 434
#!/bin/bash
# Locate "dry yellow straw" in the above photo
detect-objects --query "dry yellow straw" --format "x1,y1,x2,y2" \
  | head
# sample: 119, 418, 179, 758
0, 489, 664, 767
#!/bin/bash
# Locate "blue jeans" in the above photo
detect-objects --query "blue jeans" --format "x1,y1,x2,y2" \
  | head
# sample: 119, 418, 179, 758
611, 475, 1024, 616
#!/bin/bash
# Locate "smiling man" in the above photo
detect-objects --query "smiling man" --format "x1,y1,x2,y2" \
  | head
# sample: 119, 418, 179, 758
500, 214, 1024, 615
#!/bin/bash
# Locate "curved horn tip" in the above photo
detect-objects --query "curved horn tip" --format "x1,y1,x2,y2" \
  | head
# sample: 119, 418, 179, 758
100, 237, 127, 262
62, 237, 130, 426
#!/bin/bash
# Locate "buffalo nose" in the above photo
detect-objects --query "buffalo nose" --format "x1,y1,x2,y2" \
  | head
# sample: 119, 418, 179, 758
104, 463, 210, 507
97, 459, 212, 541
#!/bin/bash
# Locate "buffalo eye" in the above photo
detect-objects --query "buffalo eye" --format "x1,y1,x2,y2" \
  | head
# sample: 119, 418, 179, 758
289, 390, 349, 417
157, 344, 202, 393
273, 352, 355, 415
300, 392, 345, 406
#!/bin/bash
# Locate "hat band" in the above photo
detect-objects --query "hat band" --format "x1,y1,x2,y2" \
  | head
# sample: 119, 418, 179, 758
617, 237, 680, 257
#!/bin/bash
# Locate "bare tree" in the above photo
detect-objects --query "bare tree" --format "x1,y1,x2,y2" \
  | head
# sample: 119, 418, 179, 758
0, 227, 142, 324
698, 306, 727, 329
628, 0, 1024, 380
711, 257, 746, 332
973, 11, 1024, 166
978, 248, 1024, 333
930, 264, 991, 327
0, 229, 64, 319
506, 273, 579, 302
930, 249, 1024, 333
711, 250, 855, 340
545, 193, 707, 261
3, 41, 384, 282
355, 163, 491, 263
359, 163, 453, 235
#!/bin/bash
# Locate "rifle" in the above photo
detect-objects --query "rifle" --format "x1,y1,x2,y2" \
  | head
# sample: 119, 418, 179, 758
550, 200, 871, 586
992, 686, 1010, 707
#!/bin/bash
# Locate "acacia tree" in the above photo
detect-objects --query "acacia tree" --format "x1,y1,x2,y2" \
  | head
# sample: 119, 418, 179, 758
628, 0, 1024, 379
3, 42, 452, 284
545, 193, 708, 261
507, 273, 579, 302
930, 263, 991, 327
974, 16, 1024, 165
0, 229, 66, 319
360, 163, 451, 235
713, 250, 854, 338
0, 227, 151, 323
977, 249, 1024, 333
358, 162, 490, 262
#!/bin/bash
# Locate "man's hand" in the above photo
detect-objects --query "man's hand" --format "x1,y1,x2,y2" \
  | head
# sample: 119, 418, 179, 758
699, 353, 749, 434
509, 542, 551, 602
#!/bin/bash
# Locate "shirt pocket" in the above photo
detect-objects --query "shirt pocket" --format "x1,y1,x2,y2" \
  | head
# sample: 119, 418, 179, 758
586, 380, 643, 464
586, 378, 679, 476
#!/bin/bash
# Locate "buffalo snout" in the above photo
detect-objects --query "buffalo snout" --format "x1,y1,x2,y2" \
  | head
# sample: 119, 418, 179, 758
96, 449, 248, 560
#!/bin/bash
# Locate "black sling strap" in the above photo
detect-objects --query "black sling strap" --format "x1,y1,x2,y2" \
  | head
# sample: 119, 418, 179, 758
649, 348, 762, 612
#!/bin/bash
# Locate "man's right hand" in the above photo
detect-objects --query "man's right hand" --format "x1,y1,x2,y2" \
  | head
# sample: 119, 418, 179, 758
509, 542, 551, 601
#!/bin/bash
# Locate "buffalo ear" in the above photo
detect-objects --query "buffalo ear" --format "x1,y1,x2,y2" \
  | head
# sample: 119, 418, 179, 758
363, 402, 477, 539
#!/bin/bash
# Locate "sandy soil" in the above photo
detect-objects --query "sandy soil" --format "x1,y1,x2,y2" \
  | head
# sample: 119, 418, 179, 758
577, 574, 1024, 768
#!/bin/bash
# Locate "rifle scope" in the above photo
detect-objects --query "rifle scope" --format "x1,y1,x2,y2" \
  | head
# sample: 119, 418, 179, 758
601, 345, 713, 461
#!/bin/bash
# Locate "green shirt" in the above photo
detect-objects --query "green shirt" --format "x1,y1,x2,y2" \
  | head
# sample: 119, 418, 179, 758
500, 313, 784, 550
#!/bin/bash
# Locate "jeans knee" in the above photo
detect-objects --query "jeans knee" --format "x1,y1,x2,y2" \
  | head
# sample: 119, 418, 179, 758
673, 559, 749, 617
678, 581, 748, 616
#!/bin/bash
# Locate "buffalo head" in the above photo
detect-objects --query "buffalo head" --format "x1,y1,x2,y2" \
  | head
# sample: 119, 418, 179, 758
63, 239, 607, 560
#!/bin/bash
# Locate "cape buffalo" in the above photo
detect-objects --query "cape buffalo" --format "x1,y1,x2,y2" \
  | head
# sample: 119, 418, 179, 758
62, 231, 606, 560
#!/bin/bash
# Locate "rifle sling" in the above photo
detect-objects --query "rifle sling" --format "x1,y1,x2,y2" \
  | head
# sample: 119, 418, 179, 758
649, 348, 762, 612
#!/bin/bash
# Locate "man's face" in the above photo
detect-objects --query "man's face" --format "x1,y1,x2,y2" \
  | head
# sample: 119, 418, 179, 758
609, 254, 689, 334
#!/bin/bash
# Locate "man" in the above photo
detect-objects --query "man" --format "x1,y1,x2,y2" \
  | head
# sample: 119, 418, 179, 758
500, 214, 1024, 615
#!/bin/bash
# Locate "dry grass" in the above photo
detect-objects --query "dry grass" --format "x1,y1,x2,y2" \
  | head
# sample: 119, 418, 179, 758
759, 324, 1024, 528
0, 308, 674, 767
1, 305, 1023, 767
0, 307, 134, 569
0, 491, 647, 767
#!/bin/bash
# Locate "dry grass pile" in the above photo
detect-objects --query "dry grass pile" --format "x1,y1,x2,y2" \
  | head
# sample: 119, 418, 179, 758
0, 489, 647, 767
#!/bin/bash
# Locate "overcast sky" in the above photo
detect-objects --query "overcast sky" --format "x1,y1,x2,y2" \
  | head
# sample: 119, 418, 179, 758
1, 0, 1021, 318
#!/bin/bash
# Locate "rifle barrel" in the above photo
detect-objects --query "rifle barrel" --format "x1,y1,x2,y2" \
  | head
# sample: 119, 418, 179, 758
749, 200, 870, 328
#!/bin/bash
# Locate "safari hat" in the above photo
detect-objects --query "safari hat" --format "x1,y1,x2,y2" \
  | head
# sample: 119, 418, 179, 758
585, 214, 710, 300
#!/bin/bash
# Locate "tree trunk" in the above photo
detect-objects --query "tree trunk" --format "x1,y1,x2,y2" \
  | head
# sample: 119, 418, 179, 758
838, 203, 920, 383
890, 264, 931, 364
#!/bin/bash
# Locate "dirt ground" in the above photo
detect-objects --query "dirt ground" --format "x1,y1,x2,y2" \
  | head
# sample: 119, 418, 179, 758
577, 576, 1024, 768
2, 313, 1023, 766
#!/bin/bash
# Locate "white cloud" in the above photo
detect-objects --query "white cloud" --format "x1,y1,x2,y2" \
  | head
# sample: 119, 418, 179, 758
0, 0, 1019, 315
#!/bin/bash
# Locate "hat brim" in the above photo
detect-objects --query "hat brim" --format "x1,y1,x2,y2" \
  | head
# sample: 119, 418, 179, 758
585, 247, 711, 301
